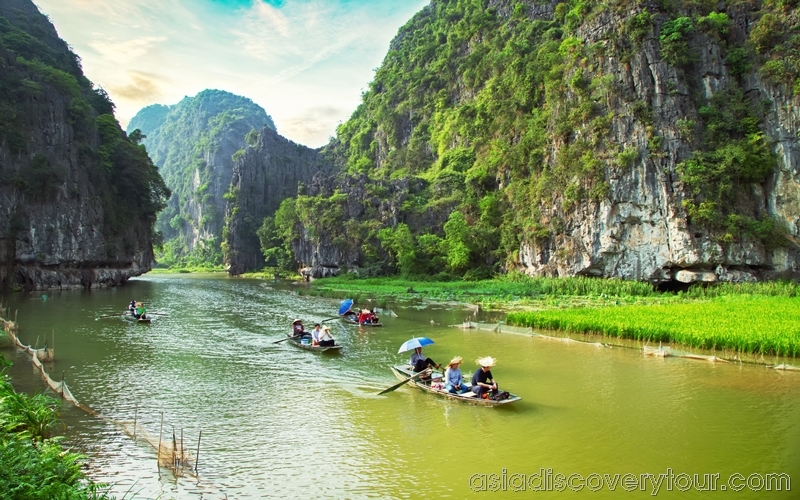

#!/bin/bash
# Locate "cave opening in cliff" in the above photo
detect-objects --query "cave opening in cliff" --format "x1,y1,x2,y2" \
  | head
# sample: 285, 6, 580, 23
655, 280, 694, 293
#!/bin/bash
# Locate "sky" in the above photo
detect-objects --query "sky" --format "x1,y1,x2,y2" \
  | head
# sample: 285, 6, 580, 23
33, 0, 429, 147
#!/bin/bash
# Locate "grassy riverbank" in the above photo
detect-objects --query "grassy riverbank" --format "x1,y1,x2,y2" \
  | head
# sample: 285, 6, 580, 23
0, 357, 112, 499
508, 295, 800, 357
306, 273, 659, 304
306, 274, 799, 357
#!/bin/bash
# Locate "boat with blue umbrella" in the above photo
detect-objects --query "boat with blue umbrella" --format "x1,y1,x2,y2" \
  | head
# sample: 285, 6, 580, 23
338, 299, 383, 326
383, 337, 521, 406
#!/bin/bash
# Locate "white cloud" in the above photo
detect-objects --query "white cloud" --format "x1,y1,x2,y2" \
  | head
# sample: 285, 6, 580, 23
88, 35, 167, 63
33, 0, 429, 147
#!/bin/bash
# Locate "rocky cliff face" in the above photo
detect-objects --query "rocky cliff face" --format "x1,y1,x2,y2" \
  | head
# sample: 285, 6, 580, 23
281, 0, 800, 284
224, 128, 331, 274
513, 1, 800, 284
128, 90, 274, 264
0, 0, 167, 291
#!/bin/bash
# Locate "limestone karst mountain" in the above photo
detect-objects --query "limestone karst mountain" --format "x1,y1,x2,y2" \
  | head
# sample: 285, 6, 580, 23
127, 90, 275, 267
0, 0, 169, 291
240, 0, 800, 284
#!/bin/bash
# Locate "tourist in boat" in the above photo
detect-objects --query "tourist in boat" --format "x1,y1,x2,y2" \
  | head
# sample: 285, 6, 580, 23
318, 326, 336, 347
128, 299, 136, 315
471, 356, 499, 399
310, 323, 323, 345
444, 356, 470, 394
369, 308, 379, 324
292, 319, 306, 337
410, 347, 441, 373
358, 309, 373, 325
134, 302, 147, 319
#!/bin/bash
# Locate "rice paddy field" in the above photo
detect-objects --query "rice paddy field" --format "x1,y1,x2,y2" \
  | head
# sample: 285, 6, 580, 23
306, 274, 660, 304
304, 275, 800, 358
506, 295, 800, 357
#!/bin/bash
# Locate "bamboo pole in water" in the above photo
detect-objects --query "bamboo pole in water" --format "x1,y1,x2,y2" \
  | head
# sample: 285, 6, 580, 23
172, 430, 178, 469
180, 428, 184, 468
195, 430, 202, 473
133, 405, 138, 440
157, 412, 163, 470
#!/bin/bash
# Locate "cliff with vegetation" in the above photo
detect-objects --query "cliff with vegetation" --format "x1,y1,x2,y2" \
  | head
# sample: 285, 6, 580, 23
224, 127, 332, 275
253, 0, 800, 285
127, 90, 275, 268
0, 0, 169, 291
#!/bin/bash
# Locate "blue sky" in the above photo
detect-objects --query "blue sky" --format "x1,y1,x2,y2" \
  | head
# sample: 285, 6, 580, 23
34, 0, 429, 147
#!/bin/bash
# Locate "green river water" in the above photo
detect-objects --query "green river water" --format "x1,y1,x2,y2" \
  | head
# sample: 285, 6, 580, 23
3, 274, 799, 499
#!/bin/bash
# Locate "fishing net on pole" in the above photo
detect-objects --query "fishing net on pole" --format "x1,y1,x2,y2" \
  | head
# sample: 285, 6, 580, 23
2, 311, 199, 477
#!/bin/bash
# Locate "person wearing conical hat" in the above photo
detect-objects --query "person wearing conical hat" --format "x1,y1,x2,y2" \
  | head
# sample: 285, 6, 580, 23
292, 319, 306, 337
318, 325, 336, 347
444, 356, 469, 394
471, 356, 499, 399
358, 308, 372, 325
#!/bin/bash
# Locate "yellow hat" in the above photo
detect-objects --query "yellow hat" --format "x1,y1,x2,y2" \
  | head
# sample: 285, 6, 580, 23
476, 356, 496, 367
449, 356, 463, 366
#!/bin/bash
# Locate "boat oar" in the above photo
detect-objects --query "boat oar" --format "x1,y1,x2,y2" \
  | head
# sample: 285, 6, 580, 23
377, 369, 428, 395
147, 312, 169, 316
320, 316, 340, 323
272, 335, 300, 344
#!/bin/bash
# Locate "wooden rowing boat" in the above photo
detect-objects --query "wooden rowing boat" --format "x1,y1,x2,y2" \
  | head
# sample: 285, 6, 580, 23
285, 334, 342, 352
123, 312, 151, 324
389, 364, 521, 406
340, 315, 383, 327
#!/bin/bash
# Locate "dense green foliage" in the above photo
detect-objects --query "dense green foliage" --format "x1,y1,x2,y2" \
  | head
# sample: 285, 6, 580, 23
507, 295, 800, 356
0, 357, 113, 499
256, 201, 298, 271
261, 0, 792, 278
749, 0, 800, 94
128, 90, 275, 268
0, 9, 168, 241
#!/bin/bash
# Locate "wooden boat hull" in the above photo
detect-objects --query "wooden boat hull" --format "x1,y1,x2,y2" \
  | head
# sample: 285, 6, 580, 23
123, 313, 151, 324
286, 334, 342, 352
340, 315, 383, 327
390, 365, 521, 406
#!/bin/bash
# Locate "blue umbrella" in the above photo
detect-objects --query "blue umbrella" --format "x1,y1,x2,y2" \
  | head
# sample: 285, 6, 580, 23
397, 337, 435, 353
338, 299, 354, 315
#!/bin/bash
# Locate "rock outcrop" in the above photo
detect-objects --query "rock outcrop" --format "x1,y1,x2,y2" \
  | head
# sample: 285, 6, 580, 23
0, 0, 168, 291
224, 128, 330, 275
512, 3, 800, 283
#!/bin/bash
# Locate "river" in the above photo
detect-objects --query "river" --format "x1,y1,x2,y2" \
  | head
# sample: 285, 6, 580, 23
3, 274, 799, 499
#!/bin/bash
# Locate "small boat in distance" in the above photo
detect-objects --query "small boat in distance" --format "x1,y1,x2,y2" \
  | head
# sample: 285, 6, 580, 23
389, 365, 521, 406
123, 312, 151, 324
285, 334, 342, 353
340, 315, 383, 327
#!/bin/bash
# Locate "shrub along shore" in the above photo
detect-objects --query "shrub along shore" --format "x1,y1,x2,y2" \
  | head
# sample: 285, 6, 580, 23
304, 274, 799, 358
0, 357, 112, 499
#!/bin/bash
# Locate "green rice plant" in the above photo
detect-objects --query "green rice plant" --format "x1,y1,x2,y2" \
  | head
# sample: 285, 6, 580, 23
309, 274, 658, 304
507, 295, 800, 356
682, 280, 799, 298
